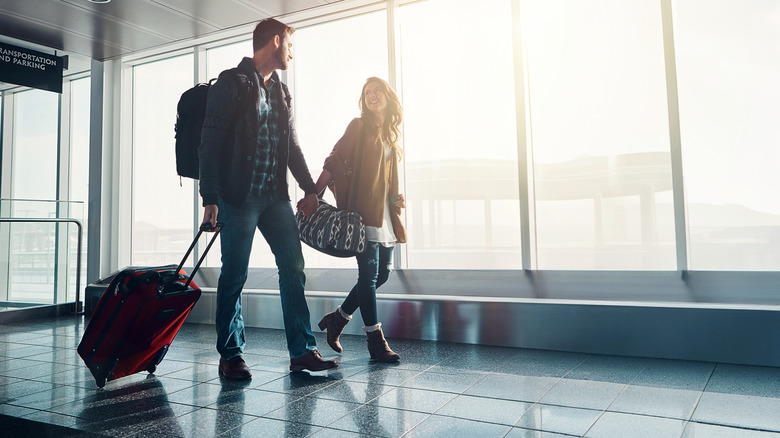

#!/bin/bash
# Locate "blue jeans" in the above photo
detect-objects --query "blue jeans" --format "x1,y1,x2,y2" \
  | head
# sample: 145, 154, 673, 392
341, 242, 394, 326
215, 193, 316, 359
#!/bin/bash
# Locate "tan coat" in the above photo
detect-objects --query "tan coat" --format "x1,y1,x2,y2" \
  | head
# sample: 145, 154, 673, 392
323, 118, 407, 244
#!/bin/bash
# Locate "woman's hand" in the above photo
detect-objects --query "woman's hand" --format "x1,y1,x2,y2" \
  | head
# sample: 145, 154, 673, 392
393, 194, 405, 209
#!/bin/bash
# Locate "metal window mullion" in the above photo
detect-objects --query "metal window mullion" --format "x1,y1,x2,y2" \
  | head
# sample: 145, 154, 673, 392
116, 59, 132, 271
192, 46, 205, 265
388, 0, 405, 270
87, 59, 105, 285
660, 0, 689, 272
511, 0, 535, 271
53, 89, 68, 304
0, 93, 13, 302
0, 90, 3, 194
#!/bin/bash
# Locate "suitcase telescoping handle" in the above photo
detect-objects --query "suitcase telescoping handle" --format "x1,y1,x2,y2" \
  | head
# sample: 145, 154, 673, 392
177, 222, 223, 289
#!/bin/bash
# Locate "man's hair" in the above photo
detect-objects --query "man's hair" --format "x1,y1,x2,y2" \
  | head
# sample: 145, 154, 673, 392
253, 18, 295, 52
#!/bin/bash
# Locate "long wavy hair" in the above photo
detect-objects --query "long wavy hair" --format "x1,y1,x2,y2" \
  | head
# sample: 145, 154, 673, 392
358, 77, 403, 161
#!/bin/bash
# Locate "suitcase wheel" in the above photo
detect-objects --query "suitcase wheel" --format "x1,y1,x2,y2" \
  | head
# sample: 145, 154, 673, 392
89, 363, 110, 389
147, 345, 169, 375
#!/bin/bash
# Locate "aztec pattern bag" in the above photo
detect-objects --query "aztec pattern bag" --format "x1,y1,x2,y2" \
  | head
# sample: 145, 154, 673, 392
298, 122, 369, 258
297, 199, 366, 257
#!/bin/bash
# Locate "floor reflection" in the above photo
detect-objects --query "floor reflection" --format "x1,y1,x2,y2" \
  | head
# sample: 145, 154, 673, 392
0, 318, 778, 437
76, 374, 188, 436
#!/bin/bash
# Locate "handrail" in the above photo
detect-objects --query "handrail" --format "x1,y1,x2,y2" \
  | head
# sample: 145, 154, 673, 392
0, 198, 85, 203
0, 218, 83, 315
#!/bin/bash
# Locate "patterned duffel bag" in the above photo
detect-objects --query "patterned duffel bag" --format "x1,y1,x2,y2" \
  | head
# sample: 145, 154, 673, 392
297, 199, 366, 258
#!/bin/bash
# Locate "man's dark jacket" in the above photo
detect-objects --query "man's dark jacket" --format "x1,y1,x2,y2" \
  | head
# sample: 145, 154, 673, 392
198, 57, 317, 207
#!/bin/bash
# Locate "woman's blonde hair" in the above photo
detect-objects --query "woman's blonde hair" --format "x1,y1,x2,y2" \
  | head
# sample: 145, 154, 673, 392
359, 77, 403, 161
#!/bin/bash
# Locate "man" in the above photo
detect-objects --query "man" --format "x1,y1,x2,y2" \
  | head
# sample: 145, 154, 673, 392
198, 18, 336, 379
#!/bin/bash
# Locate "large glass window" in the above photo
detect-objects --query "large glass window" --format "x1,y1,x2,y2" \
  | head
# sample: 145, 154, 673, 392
399, 0, 521, 269
674, 0, 780, 270
131, 54, 196, 266
12, 90, 59, 200
69, 78, 90, 213
293, 11, 389, 268
206, 40, 252, 79
522, 0, 675, 270
119, 1, 780, 277
1, 81, 87, 306
8, 90, 60, 302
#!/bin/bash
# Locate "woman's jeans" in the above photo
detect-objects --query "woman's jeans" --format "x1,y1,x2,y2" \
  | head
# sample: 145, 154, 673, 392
341, 242, 394, 326
215, 193, 316, 360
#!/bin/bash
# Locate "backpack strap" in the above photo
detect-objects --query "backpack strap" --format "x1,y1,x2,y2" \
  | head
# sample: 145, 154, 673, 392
215, 68, 255, 130
219, 68, 253, 109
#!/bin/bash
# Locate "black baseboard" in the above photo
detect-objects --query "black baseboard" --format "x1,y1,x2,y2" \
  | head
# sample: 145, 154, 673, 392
0, 414, 108, 437
0, 303, 77, 324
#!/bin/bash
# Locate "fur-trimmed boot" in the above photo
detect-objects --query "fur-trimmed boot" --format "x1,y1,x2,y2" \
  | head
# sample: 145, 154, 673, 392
366, 325, 400, 362
318, 307, 350, 353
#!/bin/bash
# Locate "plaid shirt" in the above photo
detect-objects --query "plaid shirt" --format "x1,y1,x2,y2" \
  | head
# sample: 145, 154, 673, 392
249, 72, 281, 196
199, 57, 316, 207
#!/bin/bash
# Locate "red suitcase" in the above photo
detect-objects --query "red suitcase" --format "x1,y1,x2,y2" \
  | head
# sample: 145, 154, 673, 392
78, 223, 221, 388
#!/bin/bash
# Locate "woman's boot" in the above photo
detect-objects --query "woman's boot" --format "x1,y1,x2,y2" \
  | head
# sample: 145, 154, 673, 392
366, 326, 400, 362
318, 308, 350, 353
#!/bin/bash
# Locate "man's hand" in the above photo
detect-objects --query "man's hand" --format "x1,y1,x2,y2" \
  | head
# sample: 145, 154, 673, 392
297, 193, 319, 220
202, 204, 219, 231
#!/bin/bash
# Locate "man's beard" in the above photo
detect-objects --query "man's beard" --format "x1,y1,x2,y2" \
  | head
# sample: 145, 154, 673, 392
276, 47, 288, 70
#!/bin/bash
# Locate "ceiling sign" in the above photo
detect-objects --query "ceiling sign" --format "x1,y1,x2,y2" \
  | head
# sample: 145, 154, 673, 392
0, 42, 65, 93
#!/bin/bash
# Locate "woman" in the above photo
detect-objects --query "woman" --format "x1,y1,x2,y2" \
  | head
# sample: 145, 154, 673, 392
314, 77, 407, 362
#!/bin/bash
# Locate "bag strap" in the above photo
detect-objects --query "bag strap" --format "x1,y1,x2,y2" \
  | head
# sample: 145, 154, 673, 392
217, 68, 253, 120
234, 71, 254, 117
349, 121, 367, 211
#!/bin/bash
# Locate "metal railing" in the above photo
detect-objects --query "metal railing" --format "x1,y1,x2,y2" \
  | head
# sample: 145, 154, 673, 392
0, 217, 83, 314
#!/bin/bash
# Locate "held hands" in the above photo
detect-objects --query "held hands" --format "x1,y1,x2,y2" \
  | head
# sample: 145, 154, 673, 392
297, 193, 319, 220
295, 192, 402, 220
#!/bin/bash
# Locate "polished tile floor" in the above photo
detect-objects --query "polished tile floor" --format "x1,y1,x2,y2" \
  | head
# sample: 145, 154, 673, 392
1, 316, 780, 437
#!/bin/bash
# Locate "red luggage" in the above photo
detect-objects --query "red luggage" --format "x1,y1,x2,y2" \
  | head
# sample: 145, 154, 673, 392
78, 223, 221, 388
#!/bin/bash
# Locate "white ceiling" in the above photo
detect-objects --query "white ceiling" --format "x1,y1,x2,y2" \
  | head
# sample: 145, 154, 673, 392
0, 0, 344, 61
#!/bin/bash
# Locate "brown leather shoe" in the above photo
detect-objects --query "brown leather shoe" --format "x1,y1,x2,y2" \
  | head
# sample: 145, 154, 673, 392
289, 349, 338, 372
366, 327, 400, 362
318, 309, 350, 353
219, 356, 252, 380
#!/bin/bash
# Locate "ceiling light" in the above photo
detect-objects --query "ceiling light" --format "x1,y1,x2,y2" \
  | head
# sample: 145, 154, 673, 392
87, 0, 111, 4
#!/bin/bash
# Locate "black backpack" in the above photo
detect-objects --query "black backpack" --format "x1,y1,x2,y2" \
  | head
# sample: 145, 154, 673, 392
174, 70, 251, 180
